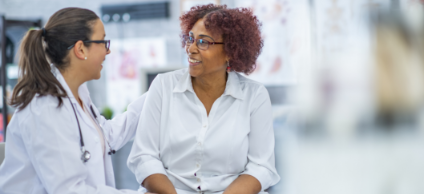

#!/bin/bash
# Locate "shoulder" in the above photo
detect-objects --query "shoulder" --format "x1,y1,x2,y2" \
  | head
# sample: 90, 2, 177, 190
16, 95, 67, 119
234, 74, 272, 114
148, 68, 187, 91
11, 95, 71, 134
235, 73, 268, 96
155, 68, 187, 83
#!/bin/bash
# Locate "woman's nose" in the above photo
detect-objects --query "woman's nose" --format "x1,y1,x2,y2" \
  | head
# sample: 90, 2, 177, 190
187, 41, 199, 54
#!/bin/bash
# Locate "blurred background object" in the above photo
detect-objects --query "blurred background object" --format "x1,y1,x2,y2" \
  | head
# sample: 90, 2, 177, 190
1, 0, 424, 193
101, 106, 114, 120
292, 1, 424, 194
373, 8, 424, 124
0, 16, 42, 141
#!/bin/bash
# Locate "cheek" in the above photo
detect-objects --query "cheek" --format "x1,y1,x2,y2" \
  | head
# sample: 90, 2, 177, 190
202, 52, 224, 67
93, 45, 106, 59
87, 55, 104, 74
93, 52, 106, 64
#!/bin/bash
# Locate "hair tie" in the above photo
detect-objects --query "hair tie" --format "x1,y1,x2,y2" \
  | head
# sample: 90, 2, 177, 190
41, 28, 46, 37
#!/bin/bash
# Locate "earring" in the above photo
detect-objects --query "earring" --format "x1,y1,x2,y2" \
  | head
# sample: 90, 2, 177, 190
84, 57, 87, 60
226, 61, 231, 73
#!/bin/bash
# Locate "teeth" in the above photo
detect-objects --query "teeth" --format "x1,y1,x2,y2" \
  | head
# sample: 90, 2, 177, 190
189, 58, 201, 63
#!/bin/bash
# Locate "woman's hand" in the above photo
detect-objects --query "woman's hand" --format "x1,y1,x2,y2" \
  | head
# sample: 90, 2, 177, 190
223, 174, 261, 194
143, 174, 178, 194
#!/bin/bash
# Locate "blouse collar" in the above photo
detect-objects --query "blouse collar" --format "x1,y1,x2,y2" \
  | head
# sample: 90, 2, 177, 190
173, 68, 244, 100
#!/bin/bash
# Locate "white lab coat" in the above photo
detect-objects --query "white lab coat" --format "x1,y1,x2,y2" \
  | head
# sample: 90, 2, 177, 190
0, 66, 145, 194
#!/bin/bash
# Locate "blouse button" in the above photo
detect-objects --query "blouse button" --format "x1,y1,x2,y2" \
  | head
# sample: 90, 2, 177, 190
197, 178, 201, 182
196, 164, 200, 168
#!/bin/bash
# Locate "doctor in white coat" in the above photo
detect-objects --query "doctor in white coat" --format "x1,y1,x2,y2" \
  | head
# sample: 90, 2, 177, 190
0, 8, 149, 194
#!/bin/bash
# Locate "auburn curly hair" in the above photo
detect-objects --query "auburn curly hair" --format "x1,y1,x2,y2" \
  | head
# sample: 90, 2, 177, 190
180, 4, 263, 75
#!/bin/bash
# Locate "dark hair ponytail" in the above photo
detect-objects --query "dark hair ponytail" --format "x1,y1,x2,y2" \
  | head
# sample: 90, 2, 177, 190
10, 7, 99, 110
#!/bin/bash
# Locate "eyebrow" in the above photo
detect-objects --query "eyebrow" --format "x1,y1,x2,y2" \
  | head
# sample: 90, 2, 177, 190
189, 32, 215, 41
199, 34, 214, 41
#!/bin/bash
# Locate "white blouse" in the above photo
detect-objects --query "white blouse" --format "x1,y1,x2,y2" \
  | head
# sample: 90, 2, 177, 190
128, 68, 280, 194
83, 104, 105, 157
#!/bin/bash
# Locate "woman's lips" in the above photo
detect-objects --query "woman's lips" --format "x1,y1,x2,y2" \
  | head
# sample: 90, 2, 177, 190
188, 58, 201, 66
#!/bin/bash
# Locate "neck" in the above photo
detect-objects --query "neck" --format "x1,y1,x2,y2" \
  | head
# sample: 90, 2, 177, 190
60, 68, 85, 108
192, 70, 228, 93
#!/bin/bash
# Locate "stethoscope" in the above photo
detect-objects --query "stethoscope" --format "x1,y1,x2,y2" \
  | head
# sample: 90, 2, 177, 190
68, 98, 116, 163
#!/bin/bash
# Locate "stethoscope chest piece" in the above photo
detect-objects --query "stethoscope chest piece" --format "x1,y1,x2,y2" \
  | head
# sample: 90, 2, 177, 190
68, 97, 114, 163
81, 147, 91, 163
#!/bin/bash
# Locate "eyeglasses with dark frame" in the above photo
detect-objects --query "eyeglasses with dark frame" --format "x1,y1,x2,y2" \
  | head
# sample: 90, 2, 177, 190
67, 40, 111, 51
182, 35, 223, 50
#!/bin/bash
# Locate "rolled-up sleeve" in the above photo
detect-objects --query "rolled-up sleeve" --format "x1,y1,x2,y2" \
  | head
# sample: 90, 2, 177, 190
127, 75, 167, 184
241, 85, 281, 191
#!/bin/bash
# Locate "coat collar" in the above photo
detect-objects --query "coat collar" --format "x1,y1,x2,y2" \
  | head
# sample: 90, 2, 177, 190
51, 64, 92, 108
51, 65, 114, 186
173, 68, 244, 100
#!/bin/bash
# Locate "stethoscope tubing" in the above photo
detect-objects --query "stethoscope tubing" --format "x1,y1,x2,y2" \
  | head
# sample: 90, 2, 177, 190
68, 98, 91, 163
68, 97, 115, 163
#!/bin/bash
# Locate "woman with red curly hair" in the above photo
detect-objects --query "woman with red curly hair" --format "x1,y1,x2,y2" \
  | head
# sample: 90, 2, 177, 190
128, 4, 280, 194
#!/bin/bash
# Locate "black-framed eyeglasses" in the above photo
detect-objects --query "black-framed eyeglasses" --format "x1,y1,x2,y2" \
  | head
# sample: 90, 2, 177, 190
67, 40, 110, 51
182, 35, 223, 50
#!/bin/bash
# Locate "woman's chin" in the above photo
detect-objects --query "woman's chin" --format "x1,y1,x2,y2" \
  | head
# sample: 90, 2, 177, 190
189, 68, 202, 78
93, 73, 102, 80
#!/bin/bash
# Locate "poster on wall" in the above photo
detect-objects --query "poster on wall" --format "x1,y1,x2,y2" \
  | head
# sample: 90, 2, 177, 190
105, 38, 166, 114
310, 0, 391, 89
235, 0, 312, 86
313, 0, 389, 58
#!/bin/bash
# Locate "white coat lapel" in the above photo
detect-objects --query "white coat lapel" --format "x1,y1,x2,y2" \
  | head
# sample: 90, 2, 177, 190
52, 66, 100, 132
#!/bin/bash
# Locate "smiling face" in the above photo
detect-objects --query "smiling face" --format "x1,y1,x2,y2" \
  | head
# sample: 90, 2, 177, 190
84, 19, 111, 80
186, 18, 228, 78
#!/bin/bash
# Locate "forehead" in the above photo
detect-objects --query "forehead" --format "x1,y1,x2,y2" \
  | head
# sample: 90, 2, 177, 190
91, 19, 105, 38
190, 18, 221, 40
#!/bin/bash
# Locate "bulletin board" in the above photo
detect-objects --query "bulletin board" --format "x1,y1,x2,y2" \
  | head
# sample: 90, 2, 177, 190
104, 38, 167, 114
235, 0, 312, 86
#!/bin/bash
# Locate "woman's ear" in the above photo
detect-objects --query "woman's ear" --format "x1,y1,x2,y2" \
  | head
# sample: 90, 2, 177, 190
73, 40, 88, 60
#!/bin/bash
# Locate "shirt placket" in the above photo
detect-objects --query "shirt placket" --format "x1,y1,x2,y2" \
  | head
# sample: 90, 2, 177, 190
194, 104, 207, 193
193, 95, 223, 194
